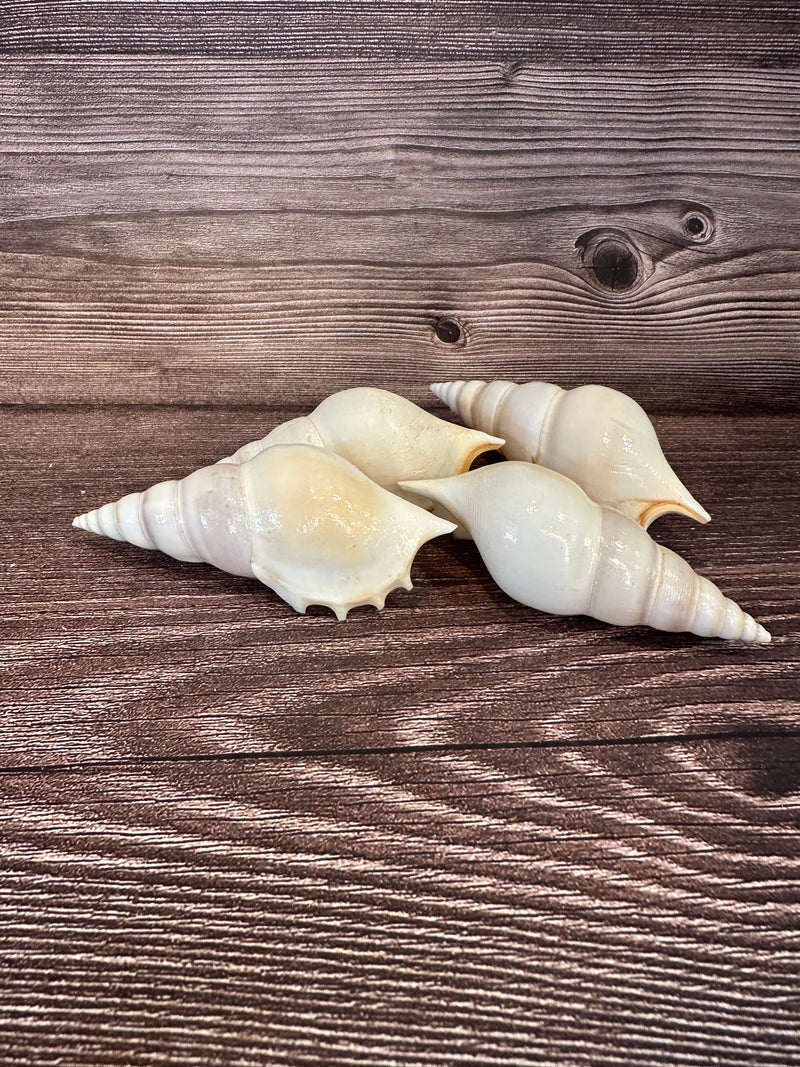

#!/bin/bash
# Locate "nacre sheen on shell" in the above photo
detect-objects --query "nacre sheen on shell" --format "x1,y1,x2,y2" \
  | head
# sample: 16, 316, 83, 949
73, 444, 457, 620
430, 379, 710, 529
401, 462, 770, 644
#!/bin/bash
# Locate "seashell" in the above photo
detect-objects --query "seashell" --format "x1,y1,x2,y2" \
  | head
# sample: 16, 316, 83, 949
401, 463, 770, 643
430, 379, 710, 529
73, 444, 456, 620
219, 387, 504, 501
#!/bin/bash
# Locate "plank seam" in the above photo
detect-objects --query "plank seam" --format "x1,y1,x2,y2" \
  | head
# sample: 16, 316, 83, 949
1, 727, 797, 777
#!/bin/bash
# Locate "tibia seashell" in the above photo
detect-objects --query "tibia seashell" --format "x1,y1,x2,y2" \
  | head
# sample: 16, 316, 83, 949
401, 463, 770, 644
219, 387, 504, 501
430, 379, 710, 529
73, 444, 456, 621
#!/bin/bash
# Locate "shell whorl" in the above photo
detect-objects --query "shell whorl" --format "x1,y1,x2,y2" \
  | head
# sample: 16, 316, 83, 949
401, 463, 770, 644
74, 445, 457, 620
218, 388, 503, 498
219, 417, 323, 464
72, 463, 253, 574
594, 506, 770, 643
430, 379, 561, 461
429, 380, 514, 438
72, 491, 157, 549
430, 379, 711, 529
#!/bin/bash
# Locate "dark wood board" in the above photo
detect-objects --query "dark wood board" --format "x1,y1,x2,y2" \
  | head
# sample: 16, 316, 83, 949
0, 737, 798, 1067
2, 405, 797, 770
1, 0, 799, 67
1, 60, 798, 410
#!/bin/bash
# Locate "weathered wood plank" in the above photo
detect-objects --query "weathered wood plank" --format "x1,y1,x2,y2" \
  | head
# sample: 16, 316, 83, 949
2, 405, 796, 769
1, 9, 798, 1067
1, 0, 798, 67
0, 738, 797, 1065
1, 61, 798, 409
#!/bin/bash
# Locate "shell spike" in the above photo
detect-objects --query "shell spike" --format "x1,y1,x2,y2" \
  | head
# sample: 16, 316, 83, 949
252, 500, 454, 622
76, 445, 456, 620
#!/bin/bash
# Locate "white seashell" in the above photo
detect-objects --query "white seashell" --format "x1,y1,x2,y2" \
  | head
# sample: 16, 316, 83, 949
401, 463, 770, 643
430, 379, 710, 529
73, 444, 456, 620
219, 387, 504, 501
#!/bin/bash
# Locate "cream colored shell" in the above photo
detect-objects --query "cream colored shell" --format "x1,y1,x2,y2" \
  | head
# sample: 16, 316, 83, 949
430, 379, 710, 528
73, 444, 456, 620
219, 387, 504, 501
401, 462, 770, 643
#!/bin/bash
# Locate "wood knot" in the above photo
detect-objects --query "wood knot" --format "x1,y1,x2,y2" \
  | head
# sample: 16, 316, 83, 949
576, 229, 645, 294
681, 206, 715, 243
434, 318, 463, 344
501, 60, 525, 86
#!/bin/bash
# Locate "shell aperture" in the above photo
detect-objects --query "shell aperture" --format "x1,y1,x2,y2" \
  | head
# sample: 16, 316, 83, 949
73, 444, 457, 620
430, 379, 710, 528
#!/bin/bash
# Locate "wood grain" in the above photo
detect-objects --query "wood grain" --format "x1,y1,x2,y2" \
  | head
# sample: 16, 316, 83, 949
1, 60, 798, 409
2, 13, 800, 1064
1, 0, 799, 66
2, 405, 796, 770
0, 738, 797, 1066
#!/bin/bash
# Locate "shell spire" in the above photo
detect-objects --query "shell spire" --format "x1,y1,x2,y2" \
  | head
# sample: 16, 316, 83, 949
74, 445, 456, 620
430, 379, 710, 529
401, 463, 770, 644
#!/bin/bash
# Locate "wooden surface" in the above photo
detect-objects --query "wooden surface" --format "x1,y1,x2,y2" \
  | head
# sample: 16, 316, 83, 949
1, 3, 799, 1065
2, 405, 798, 1065
1, 739, 798, 1066
3, 406, 798, 768
1, 60, 799, 409
1, 0, 799, 66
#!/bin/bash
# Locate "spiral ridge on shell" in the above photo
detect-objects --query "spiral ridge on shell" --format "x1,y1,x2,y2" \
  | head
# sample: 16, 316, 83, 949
74, 445, 457, 620
401, 462, 770, 644
430, 379, 711, 529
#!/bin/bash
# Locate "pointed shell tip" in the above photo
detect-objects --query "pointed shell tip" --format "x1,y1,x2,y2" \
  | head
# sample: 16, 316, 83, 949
693, 500, 712, 525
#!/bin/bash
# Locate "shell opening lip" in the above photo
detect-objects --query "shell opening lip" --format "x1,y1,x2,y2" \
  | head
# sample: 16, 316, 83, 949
637, 498, 711, 528
461, 435, 505, 472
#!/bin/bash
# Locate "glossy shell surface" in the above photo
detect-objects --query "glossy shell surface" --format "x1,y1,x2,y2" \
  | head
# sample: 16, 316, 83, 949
74, 444, 457, 620
431, 379, 710, 528
401, 462, 770, 643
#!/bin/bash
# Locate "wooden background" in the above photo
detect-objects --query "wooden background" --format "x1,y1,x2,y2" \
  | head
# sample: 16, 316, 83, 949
1, 3, 799, 1065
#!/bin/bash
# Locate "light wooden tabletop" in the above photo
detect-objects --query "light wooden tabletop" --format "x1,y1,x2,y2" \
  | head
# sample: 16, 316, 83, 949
1, 4, 798, 1065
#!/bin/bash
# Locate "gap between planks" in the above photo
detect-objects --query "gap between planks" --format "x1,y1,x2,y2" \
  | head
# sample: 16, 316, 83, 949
2, 726, 798, 778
